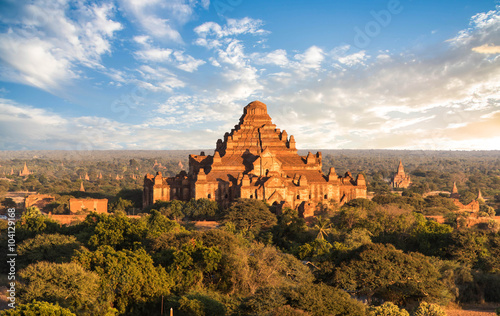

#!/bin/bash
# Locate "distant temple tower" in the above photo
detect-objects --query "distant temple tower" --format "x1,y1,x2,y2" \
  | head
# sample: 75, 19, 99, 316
79, 181, 85, 192
449, 183, 480, 213
451, 182, 460, 199
477, 189, 484, 202
391, 160, 411, 189
143, 101, 367, 217
19, 162, 32, 177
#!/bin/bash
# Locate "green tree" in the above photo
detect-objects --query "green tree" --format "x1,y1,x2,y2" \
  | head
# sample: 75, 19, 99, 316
444, 212, 469, 229
178, 296, 206, 316
478, 204, 496, 217
344, 198, 379, 212
23, 206, 42, 218
0, 300, 76, 316
284, 283, 365, 316
173, 292, 227, 316
240, 287, 287, 315
343, 228, 372, 249
313, 216, 331, 240
482, 234, 500, 273
241, 283, 365, 316
296, 238, 333, 260
17, 234, 82, 269
15, 207, 60, 241
332, 243, 452, 305
18, 262, 108, 316
77, 213, 146, 249
1, 197, 16, 209
192, 229, 313, 296
184, 198, 220, 220
222, 199, 277, 236
149, 200, 186, 220
156, 238, 222, 293
334, 206, 367, 230
74, 246, 172, 315
110, 197, 134, 213
140, 210, 184, 238
272, 208, 310, 251
447, 230, 489, 269
408, 214, 452, 256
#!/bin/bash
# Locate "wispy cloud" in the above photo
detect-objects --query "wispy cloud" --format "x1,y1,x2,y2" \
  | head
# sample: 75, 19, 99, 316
1, 3, 499, 151
0, 1, 121, 92
120, 0, 209, 42
194, 17, 268, 39
0, 98, 215, 150
133, 35, 206, 72
472, 44, 500, 54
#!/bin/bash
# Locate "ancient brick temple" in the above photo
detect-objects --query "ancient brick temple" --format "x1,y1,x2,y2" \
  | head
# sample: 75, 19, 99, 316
143, 101, 367, 216
69, 198, 108, 214
391, 160, 411, 189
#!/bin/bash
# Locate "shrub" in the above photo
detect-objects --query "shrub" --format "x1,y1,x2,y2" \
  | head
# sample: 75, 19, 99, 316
368, 302, 410, 316
0, 300, 76, 316
411, 302, 446, 316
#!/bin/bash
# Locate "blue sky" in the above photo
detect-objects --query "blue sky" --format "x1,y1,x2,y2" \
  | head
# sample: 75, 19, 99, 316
0, 0, 499, 150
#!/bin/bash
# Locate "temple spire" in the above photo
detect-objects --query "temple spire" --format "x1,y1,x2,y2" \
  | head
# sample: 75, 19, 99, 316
451, 182, 459, 199
477, 189, 484, 202
397, 160, 405, 175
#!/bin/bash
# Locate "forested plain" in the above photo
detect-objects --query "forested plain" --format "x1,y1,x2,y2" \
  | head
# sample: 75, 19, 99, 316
1, 150, 500, 315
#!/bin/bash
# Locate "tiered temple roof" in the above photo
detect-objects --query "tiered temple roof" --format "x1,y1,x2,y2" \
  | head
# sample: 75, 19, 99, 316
144, 101, 367, 216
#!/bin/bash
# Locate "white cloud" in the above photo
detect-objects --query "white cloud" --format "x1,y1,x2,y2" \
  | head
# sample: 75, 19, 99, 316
133, 35, 152, 45
120, 0, 210, 42
472, 44, 500, 54
193, 18, 267, 103
0, 35, 75, 89
172, 51, 206, 72
0, 1, 122, 91
447, 9, 500, 47
120, 0, 210, 43
251, 49, 289, 66
134, 38, 206, 72
134, 48, 205, 72
294, 46, 324, 71
0, 98, 217, 150
135, 65, 185, 92
337, 51, 369, 67
253, 9, 500, 150
194, 17, 268, 39
135, 48, 173, 62
2, 4, 500, 151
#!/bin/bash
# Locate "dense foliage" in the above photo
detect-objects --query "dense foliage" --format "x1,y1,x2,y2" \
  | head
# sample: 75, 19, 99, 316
1, 150, 500, 315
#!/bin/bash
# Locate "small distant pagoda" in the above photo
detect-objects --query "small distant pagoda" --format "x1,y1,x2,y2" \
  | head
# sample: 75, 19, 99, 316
391, 160, 411, 189
449, 182, 480, 212
451, 182, 460, 199
19, 162, 32, 177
